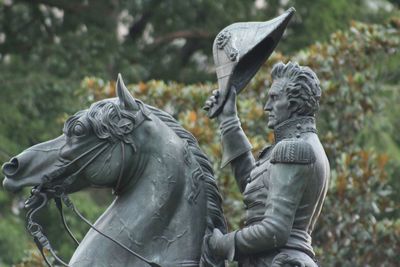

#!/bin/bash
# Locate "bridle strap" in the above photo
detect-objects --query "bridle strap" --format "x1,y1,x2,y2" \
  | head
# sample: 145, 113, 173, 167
127, 100, 151, 131
60, 142, 110, 187
25, 101, 156, 266
54, 197, 80, 246
26, 187, 162, 267
60, 193, 161, 267
26, 187, 69, 267
113, 141, 126, 195
55, 101, 152, 193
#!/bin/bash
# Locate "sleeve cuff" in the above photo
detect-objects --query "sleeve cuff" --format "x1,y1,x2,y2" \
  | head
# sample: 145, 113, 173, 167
220, 118, 252, 168
220, 231, 237, 261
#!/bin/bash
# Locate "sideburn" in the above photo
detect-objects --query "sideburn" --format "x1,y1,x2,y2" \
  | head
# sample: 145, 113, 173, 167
287, 99, 302, 118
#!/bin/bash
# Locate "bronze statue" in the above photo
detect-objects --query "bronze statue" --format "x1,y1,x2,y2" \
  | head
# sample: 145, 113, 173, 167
203, 61, 330, 266
2, 75, 227, 267
1, 7, 329, 267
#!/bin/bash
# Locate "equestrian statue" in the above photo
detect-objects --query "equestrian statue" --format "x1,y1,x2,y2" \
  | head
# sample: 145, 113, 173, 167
2, 7, 329, 267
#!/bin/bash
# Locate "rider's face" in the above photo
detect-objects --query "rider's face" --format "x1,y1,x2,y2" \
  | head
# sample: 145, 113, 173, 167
264, 79, 292, 129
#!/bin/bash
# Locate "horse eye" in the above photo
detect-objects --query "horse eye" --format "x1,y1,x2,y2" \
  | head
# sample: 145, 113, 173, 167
73, 123, 86, 136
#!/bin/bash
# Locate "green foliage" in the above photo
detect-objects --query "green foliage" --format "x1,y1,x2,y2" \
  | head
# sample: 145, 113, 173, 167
0, 208, 29, 265
0, 0, 396, 84
316, 151, 399, 266
0, 1, 399, 266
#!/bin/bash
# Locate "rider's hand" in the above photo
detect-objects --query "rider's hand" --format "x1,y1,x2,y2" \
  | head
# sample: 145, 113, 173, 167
203, 88, 238, 123
207, 228, 235, 261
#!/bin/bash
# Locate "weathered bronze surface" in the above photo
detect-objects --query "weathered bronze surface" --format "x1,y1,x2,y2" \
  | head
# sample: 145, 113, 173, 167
2, 9, 329, 267
207, 7, 295, 118
204, 61, 329, 266
2, 75, 226, 267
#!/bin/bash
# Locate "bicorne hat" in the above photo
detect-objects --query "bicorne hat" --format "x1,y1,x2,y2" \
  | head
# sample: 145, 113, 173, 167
208, 7, 296, 118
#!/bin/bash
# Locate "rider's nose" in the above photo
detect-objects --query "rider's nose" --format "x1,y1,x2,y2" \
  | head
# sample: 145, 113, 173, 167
2, 157, 20, 177
264, 100, 272, 112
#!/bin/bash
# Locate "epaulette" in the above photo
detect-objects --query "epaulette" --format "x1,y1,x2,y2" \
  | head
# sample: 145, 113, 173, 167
270, 139, 316, 164
257, 145, 273, 159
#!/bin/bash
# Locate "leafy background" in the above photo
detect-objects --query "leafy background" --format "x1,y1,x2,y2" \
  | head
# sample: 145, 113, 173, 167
0, 0, 399, 266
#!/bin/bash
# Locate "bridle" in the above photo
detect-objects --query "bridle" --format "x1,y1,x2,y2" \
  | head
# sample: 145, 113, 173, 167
25, 184, 161, 267
24, 104, 161, 267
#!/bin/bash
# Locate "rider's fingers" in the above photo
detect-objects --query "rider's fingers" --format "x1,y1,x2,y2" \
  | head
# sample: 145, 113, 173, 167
209, 95, 218, 103
203, 100, 213, 111
205, 99, 214, 106
203, 89, 220, 112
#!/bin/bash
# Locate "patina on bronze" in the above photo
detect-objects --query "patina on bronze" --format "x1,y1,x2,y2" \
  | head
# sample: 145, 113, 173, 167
206, 7, 295, 118
1, 9, 330, 267
204, 62, 329, 266
2, 75, 227, 267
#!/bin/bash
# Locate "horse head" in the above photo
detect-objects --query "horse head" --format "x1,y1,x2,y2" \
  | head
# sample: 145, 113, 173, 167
2, 75, 226, 267
2, 75, 152, 195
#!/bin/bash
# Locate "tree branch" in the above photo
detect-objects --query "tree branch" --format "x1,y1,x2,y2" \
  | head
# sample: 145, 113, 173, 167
152, 30, 211, 46
127, 0, 163, 40
128, 12, 152, 40
180, 39, 202, 66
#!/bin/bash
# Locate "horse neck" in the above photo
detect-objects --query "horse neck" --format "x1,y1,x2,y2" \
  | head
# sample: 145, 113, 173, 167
117, 116, 185, 197
90, 116, 206, 261
69, 115, 210, 266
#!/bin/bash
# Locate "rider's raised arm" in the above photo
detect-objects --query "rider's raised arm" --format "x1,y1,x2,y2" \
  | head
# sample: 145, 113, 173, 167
205, 89, 255, 192
219, 116, 254, 193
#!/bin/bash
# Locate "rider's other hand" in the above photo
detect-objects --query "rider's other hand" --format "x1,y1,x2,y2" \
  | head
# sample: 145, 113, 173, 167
208, 228, 235, 261
203, 88, 238, 123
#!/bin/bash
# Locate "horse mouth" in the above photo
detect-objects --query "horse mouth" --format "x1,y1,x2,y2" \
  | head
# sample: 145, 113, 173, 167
3, 176, 24, 193
2, 176, 42, 193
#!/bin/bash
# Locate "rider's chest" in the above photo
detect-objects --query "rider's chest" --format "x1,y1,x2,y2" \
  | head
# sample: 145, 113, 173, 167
242, 155, 272, 225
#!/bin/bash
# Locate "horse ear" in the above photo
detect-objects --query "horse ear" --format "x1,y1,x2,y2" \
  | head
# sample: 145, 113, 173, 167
116, 73, 139, 111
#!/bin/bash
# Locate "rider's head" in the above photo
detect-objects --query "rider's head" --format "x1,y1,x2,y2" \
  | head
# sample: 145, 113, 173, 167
264, 62, 321, 128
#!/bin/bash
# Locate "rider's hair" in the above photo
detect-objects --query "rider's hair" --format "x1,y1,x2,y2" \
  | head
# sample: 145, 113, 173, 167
271, 61, 321, 116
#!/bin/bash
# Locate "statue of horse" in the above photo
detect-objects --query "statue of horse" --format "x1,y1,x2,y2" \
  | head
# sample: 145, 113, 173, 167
2, 75, 226, 267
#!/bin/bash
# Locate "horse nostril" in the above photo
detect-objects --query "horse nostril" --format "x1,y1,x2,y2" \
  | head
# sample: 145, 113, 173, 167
2, 157, 20, 177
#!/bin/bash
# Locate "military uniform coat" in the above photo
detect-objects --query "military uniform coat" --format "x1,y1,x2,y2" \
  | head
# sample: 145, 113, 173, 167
220, 116, 329, 267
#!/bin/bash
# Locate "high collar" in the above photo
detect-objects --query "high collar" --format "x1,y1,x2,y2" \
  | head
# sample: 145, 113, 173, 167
273, 116, 317, 143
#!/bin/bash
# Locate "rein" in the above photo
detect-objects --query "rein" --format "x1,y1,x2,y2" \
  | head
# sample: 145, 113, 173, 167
25, 185, 70, 267
24, 102, 157, 266
25, 184, 161, 267
25, 140, 158, 266
113, 142, 126, 195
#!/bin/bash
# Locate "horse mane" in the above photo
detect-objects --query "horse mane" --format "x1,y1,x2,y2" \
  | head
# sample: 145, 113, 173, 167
85, 99, 226, 266
145, 104, 227, 267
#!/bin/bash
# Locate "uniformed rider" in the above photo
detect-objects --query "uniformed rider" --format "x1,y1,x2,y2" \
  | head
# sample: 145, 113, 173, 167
204, 61, 330, 267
